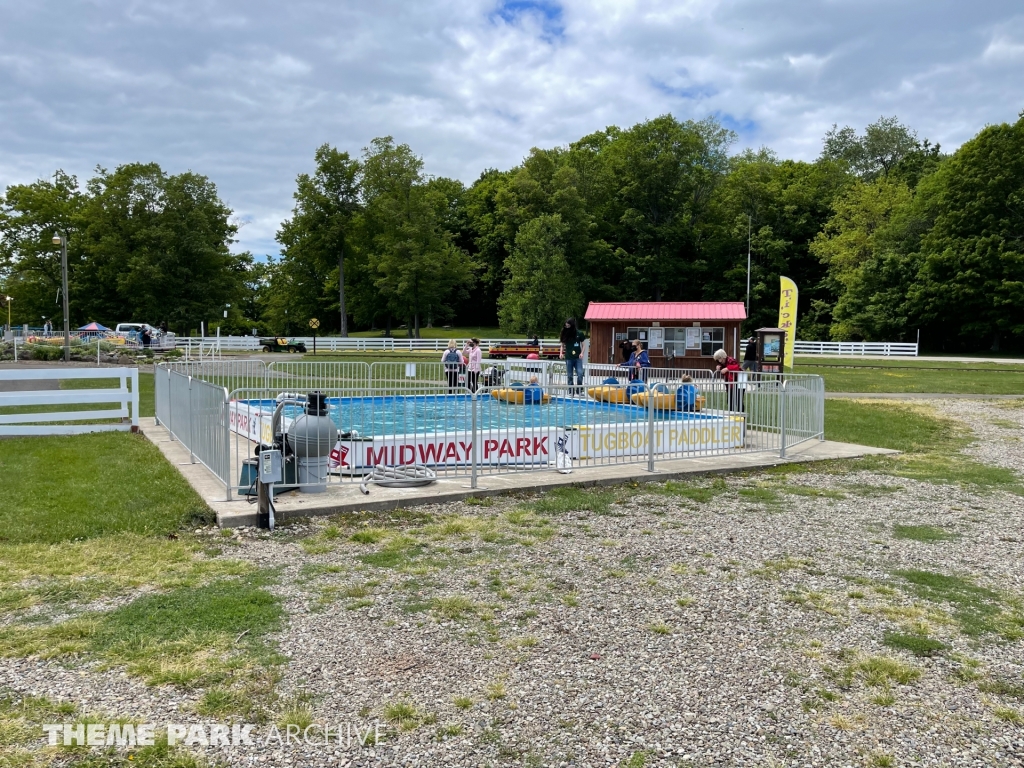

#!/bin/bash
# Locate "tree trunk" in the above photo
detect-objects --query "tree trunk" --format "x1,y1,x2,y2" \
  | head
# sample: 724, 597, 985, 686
992, 328, 1000, 352
654, 286, 662, 302
338, 244, 348, 337
385, 315, 391, 338
414, 313, 421, 339
406, 318, 414, 338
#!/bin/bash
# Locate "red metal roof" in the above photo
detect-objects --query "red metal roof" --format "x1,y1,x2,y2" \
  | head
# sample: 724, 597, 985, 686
584, 302, 747, 322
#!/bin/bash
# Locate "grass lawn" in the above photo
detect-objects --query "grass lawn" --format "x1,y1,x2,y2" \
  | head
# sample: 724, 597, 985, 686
824, 398, 1024, 494
0, 431, 210, 543
0, 429, 285, 759
798, 364, 1024, 394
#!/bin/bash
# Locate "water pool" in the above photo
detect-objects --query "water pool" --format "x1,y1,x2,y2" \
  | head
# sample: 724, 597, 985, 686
243, 394, 717, 438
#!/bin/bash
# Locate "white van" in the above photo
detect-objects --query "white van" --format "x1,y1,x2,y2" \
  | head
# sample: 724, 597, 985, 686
115, 323, 176, 349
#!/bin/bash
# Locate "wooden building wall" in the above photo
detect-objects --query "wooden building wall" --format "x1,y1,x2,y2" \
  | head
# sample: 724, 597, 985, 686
587, 319, 743, 371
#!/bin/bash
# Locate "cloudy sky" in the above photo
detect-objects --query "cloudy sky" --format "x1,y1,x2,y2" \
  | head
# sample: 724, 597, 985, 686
2, 0, 1023, 257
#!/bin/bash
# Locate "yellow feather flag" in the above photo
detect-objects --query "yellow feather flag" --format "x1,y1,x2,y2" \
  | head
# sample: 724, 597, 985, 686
778, 276, 798, 370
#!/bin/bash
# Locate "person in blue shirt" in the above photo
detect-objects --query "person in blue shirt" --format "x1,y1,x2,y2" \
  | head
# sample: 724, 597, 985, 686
676, 375, 697, 411
620, 339, 651, 381
524, 375, 545, 404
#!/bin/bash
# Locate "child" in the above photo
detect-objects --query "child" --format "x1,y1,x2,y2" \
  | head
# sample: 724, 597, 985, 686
677, 375, 697, 412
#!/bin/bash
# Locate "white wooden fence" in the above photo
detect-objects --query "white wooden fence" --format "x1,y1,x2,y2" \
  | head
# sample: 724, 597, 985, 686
174, 336, 561, 353
0, 368, 139, 436
793, 341, 918, 357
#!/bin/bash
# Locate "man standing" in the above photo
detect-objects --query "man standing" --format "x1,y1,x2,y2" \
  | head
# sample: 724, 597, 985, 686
742, 337, 759, 372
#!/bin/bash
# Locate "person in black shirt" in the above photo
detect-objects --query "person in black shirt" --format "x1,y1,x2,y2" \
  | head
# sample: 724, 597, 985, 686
742, 337, 758, 372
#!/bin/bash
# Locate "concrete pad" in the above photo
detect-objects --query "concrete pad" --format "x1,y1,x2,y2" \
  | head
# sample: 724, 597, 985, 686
140, 421, 897, 529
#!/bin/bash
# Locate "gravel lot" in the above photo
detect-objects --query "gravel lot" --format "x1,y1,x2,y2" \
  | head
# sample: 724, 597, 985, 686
3, 398, 1024, 767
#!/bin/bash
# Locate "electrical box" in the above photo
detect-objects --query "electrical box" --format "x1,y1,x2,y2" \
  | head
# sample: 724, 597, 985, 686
258, 449, 283, 484
756, 327, 787, 374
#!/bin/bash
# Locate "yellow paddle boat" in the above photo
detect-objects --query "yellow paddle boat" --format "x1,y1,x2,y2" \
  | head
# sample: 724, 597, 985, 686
631, 388, 707, 411
630, 391, 676, 410
491, 388, 550, 405
587, 385, 629, 404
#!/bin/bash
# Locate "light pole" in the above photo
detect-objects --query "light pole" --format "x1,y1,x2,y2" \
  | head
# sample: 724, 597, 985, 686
3, 296, 11, 335
52, 232, 71, 362
745, 214, 752, 319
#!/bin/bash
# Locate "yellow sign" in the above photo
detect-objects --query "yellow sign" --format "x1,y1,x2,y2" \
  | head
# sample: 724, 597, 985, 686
309, 318, 320, 329
778, 276, 798, 370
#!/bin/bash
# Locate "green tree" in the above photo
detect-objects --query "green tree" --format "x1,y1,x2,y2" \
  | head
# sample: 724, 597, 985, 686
497, 214, 582, 334
607, 115, 735, 300
821, 116, 921, 180
76, 163, 244, 332
361, 137, 474, 337
810, 177, 922, 340
0, 170, 86, 329
909, 116, 1024, 350
274, 145, 361, 336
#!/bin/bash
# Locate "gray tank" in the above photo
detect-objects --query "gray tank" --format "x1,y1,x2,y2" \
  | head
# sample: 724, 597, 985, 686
284, 393, 336, 492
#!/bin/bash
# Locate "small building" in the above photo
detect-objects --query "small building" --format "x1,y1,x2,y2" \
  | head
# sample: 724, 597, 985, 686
584, 301, 747, 370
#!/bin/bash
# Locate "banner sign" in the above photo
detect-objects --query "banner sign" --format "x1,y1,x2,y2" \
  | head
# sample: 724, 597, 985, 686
778, 276, 798, 370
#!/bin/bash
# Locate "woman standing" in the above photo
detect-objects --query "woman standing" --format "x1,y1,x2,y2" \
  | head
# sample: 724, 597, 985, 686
559, 318, 586, 389
620, 339, 651, 381
462, 338, 482, 391
442, 340, 463, 392
713, 348, 743, 411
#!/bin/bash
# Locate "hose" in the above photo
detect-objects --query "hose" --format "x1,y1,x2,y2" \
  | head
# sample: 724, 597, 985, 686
360, 464, 438, 495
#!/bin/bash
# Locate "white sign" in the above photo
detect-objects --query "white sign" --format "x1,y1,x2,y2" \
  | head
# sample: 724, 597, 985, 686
685, 327, 701, 349
648, 327, 664, 351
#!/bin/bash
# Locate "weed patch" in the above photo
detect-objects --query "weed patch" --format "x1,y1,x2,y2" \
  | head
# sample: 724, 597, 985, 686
895, 570, 1007, 637
882, 631, 948, 657
893, 525, 958, 543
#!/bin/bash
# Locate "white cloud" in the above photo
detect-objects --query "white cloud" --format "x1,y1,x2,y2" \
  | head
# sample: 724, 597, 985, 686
1, 0, 1022, 258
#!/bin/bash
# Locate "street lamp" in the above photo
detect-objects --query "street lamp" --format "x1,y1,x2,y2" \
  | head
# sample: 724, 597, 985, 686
3, 296, 11, 335
52, 233, 71, 362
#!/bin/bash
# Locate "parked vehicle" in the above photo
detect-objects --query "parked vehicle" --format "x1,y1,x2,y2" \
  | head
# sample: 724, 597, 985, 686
115, 323, 176, 349
259, 337, 307, 353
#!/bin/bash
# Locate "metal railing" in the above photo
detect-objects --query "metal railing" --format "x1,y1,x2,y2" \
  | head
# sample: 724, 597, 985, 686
793, 341, 918, 357
164, 370, 233, 499
162, 360, 825, 497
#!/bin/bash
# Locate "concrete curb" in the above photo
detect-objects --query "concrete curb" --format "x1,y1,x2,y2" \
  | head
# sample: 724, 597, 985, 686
139, 422, 897, 529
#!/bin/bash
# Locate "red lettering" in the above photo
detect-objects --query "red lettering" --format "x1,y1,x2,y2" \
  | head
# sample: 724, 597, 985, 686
459, 441, 473, 461
399, 445, 416, 465
444, 442, 459, 460
484, 439, 498, 458
418, 443, 444, 464
515, 437, 531, 456
367, 446, 387, 466
498, 439, 514, 458
533, 437, 548, 455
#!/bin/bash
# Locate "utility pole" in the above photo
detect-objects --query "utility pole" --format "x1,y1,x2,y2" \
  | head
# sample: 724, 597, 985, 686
52, 232, 71, 362
339, 242, 348, 337
745, 214, 752, 319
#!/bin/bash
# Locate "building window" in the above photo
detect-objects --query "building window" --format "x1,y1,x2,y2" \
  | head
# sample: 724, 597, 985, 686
700, 327, 725, 356
626, 327, 648, 349
663, 328, 685, 358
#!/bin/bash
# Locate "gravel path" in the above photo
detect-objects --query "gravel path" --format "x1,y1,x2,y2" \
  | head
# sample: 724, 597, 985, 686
3, 398, 1024, 767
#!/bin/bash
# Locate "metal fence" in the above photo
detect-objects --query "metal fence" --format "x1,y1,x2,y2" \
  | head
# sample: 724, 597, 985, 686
162, 370, 234, 499
160, 360, 825, 498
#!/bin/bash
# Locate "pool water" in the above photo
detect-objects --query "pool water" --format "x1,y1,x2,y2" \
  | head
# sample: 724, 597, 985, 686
250, 394, 718, 438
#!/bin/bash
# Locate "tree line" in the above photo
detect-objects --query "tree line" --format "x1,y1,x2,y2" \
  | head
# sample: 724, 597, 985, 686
2, 112, 1022, 350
